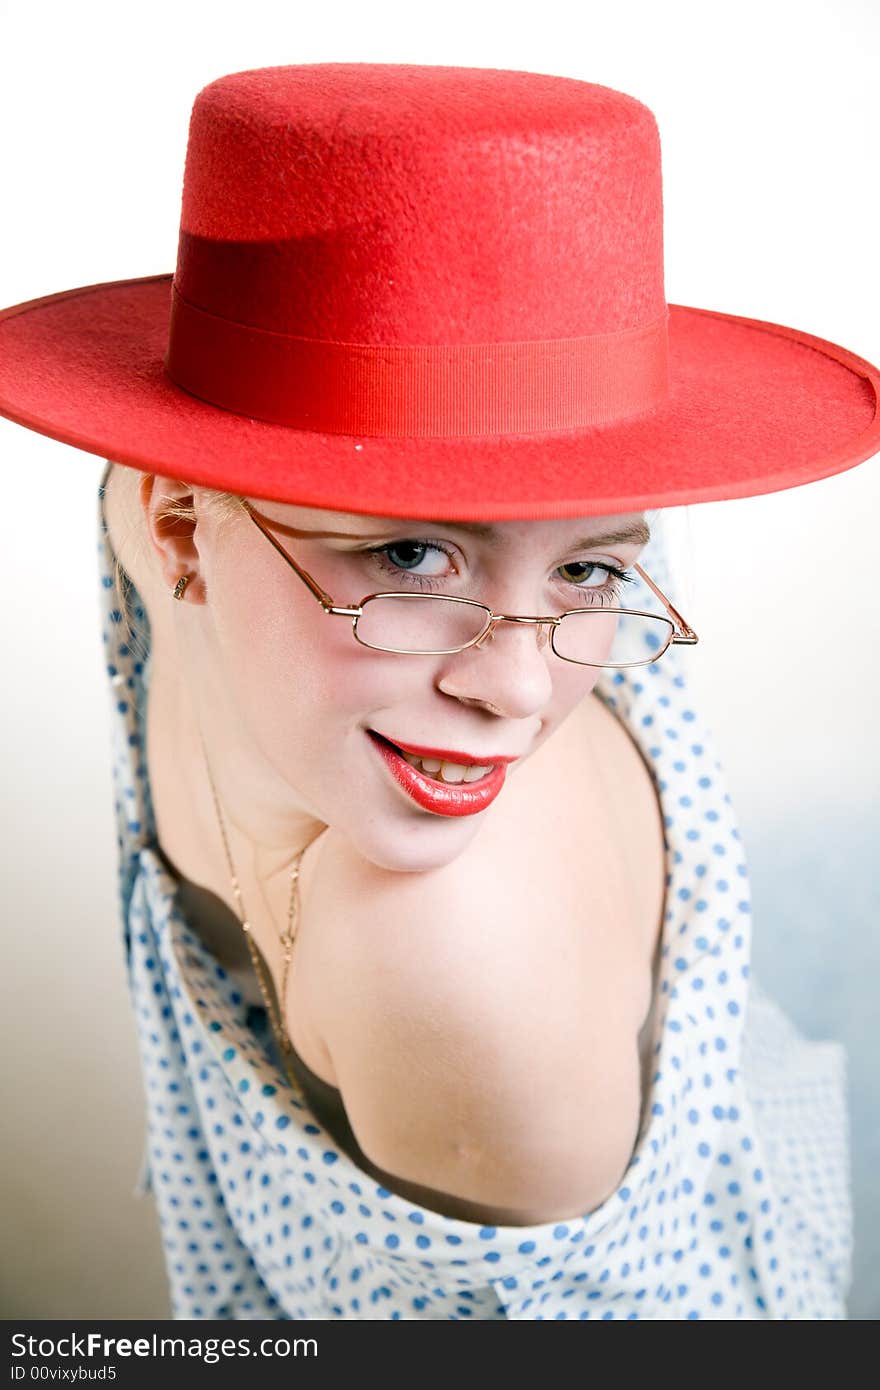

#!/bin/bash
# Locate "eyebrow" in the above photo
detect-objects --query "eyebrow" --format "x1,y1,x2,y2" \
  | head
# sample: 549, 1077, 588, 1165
247, 506, 651, 552
435, 520, 652, 550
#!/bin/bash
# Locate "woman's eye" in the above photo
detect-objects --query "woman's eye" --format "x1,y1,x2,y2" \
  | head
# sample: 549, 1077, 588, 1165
362, 542, 634, 604
380, 541, 451, 576
558, 560, 617, 587
364, 540, 457, 587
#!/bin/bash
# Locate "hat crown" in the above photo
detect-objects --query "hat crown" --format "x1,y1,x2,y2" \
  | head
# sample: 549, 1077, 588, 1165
173, 63, 666, 345
0, 61, 876, 514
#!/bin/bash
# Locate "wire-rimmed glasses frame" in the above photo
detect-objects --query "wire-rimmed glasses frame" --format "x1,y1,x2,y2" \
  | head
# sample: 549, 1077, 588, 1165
238, 499, 699, 669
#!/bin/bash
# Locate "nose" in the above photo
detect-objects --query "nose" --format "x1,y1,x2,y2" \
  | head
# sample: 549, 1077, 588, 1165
474, 616, 554, 652
436, 615, 555, 718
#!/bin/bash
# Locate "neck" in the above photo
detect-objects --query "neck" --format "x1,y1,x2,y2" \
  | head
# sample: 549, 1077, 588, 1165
146, 640, 327, 933
101, 460, 329, 935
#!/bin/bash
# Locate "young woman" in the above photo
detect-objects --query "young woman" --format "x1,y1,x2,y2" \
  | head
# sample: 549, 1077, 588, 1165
2, 62, 878, 1320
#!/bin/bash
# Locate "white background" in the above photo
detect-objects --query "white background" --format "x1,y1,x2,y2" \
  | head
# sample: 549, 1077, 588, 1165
1, 0, 877, 1318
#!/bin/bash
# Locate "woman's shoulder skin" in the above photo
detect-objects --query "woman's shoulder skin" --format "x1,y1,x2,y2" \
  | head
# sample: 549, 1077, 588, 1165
300, 692, 666, 1221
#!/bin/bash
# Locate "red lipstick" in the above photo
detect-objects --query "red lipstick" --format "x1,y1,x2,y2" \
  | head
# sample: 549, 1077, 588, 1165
372, 735, 519, 765
366, 730, 509, 817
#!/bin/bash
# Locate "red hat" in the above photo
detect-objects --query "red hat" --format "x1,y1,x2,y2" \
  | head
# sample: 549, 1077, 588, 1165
0, 62, 878, 520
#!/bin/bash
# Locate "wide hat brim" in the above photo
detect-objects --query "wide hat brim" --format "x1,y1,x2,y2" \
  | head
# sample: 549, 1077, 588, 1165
1, 273, 878, 519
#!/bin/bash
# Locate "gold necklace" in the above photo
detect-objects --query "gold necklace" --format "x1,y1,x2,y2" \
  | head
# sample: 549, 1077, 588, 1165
197, 726, 307, 1100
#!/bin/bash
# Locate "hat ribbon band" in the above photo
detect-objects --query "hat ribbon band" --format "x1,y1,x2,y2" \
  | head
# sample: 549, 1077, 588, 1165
165, 284, 669, 436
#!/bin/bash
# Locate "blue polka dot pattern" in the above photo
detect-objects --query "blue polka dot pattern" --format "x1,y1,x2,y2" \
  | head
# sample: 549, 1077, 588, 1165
97, 469, 853, 1320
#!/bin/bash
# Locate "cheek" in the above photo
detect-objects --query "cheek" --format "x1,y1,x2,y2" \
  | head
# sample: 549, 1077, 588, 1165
555, 659, 603, 706
211, 565, 417, 735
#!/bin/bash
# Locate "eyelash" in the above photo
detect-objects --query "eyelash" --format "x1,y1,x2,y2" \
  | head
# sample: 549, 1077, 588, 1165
362, 540, 636, 607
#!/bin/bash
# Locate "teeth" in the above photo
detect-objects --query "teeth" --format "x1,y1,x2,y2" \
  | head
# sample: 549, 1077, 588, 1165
399, 750, 493, 783
460, 764, 492, 783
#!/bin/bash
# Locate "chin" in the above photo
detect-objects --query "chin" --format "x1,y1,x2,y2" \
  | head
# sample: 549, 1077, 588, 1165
354, 812, 481, 876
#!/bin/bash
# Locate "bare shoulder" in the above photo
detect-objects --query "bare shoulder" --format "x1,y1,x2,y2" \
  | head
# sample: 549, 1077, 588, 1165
304, 822, 644, 1217
300, 691, 666, 1217
580, 687, 668, 960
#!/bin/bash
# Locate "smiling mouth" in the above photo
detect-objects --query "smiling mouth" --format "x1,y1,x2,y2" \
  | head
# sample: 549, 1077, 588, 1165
366, 729, 508, 817
368, 730, 496, 782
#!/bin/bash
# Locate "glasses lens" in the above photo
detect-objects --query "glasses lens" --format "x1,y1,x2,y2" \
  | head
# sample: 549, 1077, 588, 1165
553, 609, 674, 667
356, 595, 490, 653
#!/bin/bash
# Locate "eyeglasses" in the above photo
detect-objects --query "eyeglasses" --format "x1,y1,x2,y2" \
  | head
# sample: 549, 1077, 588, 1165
238, 500, 699, 669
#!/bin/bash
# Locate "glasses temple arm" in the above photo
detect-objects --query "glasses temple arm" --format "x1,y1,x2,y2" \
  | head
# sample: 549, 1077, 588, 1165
241, 500, 339, 609
632, 562, 698, 644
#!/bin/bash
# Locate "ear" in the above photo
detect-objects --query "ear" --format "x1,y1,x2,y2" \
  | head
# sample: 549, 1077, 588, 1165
138, 474, 208, 604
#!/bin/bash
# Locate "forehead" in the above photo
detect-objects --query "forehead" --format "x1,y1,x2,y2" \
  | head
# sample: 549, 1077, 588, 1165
254, 501, 651, 550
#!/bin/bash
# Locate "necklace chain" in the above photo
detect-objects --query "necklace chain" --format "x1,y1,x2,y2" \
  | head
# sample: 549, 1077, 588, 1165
197, 726, 308, 1100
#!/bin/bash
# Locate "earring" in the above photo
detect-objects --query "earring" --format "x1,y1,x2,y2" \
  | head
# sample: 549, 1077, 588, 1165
171, 574, 191, 601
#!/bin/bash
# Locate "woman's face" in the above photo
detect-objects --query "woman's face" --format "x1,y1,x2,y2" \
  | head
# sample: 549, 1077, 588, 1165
171, 484, 651, 873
